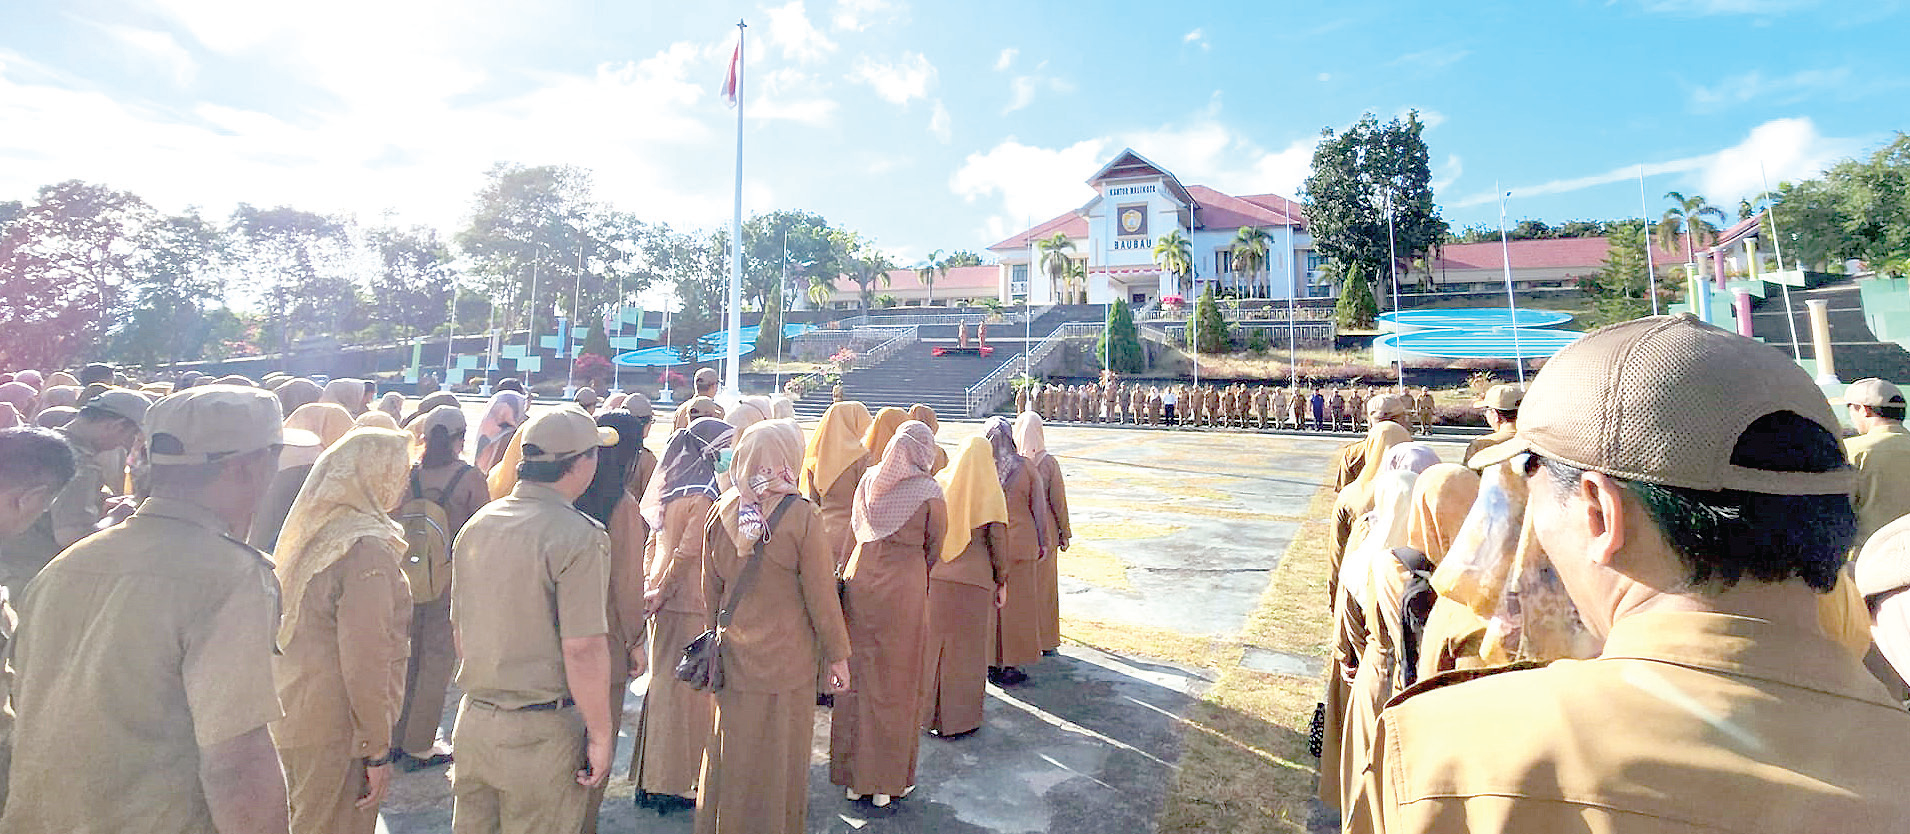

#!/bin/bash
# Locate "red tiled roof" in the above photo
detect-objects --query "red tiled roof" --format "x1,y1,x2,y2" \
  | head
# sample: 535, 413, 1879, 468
1433, 235, 1689, 272
988, 210, 1089, 252
1185, 185, 1301, 231
830, 264, 998, 293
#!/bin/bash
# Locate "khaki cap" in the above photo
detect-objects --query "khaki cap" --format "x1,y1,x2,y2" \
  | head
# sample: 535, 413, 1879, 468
416, 404, 466, 437
82, 389, 152, 426
1473, 384, 1525, 411
1840, 378, 1905, 408
622, 393, 653, 419
1367, 394, 1409, 421
519, 406, 617, 462
1471, 314, 1852, 495
694, 367, 719, 387
146, 385, 319, 465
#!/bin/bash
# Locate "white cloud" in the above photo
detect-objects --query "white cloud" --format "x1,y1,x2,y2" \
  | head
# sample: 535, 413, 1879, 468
1449, 117, 1863, 208
752, 68, 838, 126
830, 0, 899, 31
1317, 72, 1331, 82
1689, 67, 1852, 112
848, 52, 935, 106
1115, 119, 1317, 197
765, 1, 837, 65
950, 138, 1110, 243
1183, 28, 1209, 50
96, 24, 198, 86
928, 99, 951, 142
1003, 70, 1075, 114
1410, 108, 1447, 130
994, 48, 1017, 72
1637, 0, 1819, 14
1432, 154, 1464, 195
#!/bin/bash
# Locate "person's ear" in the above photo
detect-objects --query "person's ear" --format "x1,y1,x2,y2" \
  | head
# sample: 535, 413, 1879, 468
1577, 471, 1628, 567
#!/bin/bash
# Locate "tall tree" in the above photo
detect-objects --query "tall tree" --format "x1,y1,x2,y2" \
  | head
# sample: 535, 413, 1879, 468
943, 250, 986, 267
1584, 220, 1655, 326
229, 204, 354, 360
1189, 287, 1230, 354
367, 224, 458, 342
742, 209, 843, 311
0, 181, 153, 365
1098, 298, 1145, 373
1302, 111, 1445, 308
753, 283, 786, 360
1657, 191, 1727, 265
1037, 232, 1076, 304
1230, 226, 1274, 298
1152, 229, 1192, 298
1767, 133, 1910, 272
915, 249, 949, 306
457, 163, 597, 340
1333, 262, 1378, 329
836, 233, 896, 315
114, 210, 228, 368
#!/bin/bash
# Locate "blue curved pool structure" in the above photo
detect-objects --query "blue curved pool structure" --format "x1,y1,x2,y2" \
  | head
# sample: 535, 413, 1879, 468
1374, 328, 1582, 364
613, 324, 815, 367
1378, 308, 1574, 333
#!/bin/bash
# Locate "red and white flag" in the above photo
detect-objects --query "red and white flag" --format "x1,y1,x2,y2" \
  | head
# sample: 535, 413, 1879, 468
721, 40, 741, 107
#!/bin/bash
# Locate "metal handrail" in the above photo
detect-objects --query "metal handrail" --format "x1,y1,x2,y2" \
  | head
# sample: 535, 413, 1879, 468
782, 326, 917, 401
963, 321, 1102, 416
836, 311, 1033, 328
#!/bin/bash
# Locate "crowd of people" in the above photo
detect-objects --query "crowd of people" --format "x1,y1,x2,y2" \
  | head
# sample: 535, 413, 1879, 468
1316, 315, 1910, 832
1014, 374, 1440, 434
0, 360, 1073, 834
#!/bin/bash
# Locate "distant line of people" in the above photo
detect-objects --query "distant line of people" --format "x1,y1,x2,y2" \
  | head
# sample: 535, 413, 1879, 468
1018, 376, 1439, 433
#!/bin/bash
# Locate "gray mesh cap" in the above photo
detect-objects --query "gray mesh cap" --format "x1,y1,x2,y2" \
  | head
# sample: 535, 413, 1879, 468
1470, 313, 1853, 495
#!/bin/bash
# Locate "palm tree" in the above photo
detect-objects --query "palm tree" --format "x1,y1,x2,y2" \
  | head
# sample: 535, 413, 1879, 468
1657, 191, 1728, 266
1037, 232, 1076, 305
1231, 226, 1275, 298
847, 249, 896, 315
915, 249, 949, 307
806, 276, 835, 310
1152, 229, 1193, 298
1064, 259, 1087, 305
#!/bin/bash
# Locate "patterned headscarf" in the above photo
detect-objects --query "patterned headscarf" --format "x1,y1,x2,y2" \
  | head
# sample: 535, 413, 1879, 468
721, 419, 804, 553
983, 415, 1023, 488
641, 417, 734, 528
272, 428, 410, 649
1382, 442, 1441, 476
851, 421, 943, 543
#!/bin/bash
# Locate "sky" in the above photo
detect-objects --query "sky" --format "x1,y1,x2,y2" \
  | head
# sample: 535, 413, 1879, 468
2, 0, 1906, 273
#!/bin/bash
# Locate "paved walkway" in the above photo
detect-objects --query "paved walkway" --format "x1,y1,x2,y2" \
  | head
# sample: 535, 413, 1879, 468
378, 416, 1458, 833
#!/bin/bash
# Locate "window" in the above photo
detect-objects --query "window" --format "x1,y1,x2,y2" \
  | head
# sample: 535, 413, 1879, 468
1010, 263, 1029, 297
1216, 250, 1233, 275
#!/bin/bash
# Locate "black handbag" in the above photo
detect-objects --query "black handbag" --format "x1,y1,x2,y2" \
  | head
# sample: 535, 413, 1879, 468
676, 495, 800, 692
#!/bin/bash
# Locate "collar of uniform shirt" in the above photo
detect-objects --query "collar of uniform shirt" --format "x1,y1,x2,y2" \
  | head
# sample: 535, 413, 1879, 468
1595, 610, 1894, 707
511, 481, 572, 504
136, 496, 240, 539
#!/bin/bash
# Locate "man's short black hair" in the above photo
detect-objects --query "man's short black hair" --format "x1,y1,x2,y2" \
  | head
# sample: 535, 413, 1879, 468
80, 363, 113, 385
516, 449, 594, 484
1878, 405, 1907, 422
0, 427, 78, 493
1492, 408, 1519, 423
1541, 410, 1850, 593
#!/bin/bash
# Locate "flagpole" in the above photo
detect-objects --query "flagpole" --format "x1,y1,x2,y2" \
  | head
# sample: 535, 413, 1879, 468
725, 19, 747, 402
1498, 183, 1526, 384
1761, 162, 1803, 361
1639, 165, 1660, 317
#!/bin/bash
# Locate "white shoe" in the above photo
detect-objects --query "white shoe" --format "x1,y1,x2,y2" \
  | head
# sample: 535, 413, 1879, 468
872, 794, 891, 807
845, 788, 863, 801
900, 785, 915, 798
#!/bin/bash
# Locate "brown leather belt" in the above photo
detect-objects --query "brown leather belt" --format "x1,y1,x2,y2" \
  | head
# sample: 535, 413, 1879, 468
472, 696, 575, 712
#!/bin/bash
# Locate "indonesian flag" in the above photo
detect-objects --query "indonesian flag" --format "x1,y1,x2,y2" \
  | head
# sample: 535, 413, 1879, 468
721, 40, 741, 107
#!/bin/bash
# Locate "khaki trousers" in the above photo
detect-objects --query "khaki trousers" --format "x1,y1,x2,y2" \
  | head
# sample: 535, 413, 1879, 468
280, 742, 377, 834
394, 595, 457, 754
451, 699, 589, 834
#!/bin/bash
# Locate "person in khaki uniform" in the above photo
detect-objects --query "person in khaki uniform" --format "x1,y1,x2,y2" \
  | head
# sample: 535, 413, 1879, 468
1462, 384, 1523, 465
449, 406, 617, 834
0, 427, 79, 811
3, 385, 312, 834
1350, 314, 1910, 834
1332, 395, 1411, 492
270, 428, 415, 834
0, 389, 147, 598
1840, 378, 1910, 550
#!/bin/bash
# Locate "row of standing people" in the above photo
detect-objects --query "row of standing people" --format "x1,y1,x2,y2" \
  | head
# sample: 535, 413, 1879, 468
1019, 379, 1438, 433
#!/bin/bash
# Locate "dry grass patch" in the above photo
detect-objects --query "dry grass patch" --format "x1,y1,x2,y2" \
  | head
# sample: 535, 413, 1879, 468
1061, 617, 1235, 671
1072, 519, 1187, 541
1058, 543, 1135, 591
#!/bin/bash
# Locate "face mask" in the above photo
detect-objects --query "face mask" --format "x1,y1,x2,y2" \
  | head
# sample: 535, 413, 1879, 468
714, 448, 734, 474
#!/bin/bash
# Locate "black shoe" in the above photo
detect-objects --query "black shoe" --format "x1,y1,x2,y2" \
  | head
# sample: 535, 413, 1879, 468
396, 749, 454, 772
994, 667, 1029, 686
1040, 648, 1060, 657
817, 693, 835, 708
655, 794, 697, 816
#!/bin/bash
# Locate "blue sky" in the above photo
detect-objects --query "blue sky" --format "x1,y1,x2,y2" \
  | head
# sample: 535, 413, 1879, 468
2, 0, 1904, 271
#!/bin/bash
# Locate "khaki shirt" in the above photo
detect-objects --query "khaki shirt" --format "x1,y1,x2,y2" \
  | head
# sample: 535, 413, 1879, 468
271, 538, 412, 757
451, 481, 611, 709
1, 498, 282, 834
1846, 423, 1910, 549
0, 431, 106, 590
1348, 610, 1910, 834
1463, 427, 1517, 466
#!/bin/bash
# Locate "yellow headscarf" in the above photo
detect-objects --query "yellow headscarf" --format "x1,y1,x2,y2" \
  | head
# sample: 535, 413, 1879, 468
281, 402, 357, 470
486, 428, 527, 498
1407, 464, 1482, 565
841, 400, 874, 439
1334, 421, 1412, 520
45, 371, 79, 389
862, 407, 908, 461
802, 401, 873, 501
936, 436, 1008, 562
272, 428, 410, 649
355, 411, 400, 430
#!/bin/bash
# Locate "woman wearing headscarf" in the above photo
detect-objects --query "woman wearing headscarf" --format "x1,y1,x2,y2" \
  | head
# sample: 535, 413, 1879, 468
248, 403, 357, 551
268, 428, 413, 834
1014, 411, 1070, 655
861, 407, 908, 461
1334, 469, 1421, 819
374, 392, 406, 425
802, 402, 875, 571
573, 408, 656, 833
319, 378, 370, 417
923, 435, 1009, 737
389, 405, 489, 772
769, 395, 796, 420
473, 391, 527, 473
1327, 421, 1411, 608
696, 419, 850, 834
13, 370, 42, 390
983, 416, 1047, 686
39, 386, 78, 411
831, 422, 945, 807
275, 378, 324, 417
0, 382, 39, 422
1318, 469, 1418, 817
633, 416, 734, 814
1387, 465, 1485, 685
401, 391, 459, 428
45, 371, 79, 389
726, 396, 773, 434
354, 411, 399, 430
906, 404, 950, 475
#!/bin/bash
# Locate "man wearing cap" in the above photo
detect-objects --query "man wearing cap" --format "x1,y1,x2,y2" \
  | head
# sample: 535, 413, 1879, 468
694, 367, 719, 399
573, 386, 600, 416
0, 389, 149, 599
1463, 383, 1524, 464
1331, 394, 1412, 490
0, 427, 79, 810
1842, 378, 1910, 550
1348, 315, 1910, 834
449, 406, 616, 832
2, 385, 307, 833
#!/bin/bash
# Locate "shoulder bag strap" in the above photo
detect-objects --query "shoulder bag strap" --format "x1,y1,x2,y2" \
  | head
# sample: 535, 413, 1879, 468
714, 494, 802, 630
439, 464, 472, 507
410, 469, 425, 501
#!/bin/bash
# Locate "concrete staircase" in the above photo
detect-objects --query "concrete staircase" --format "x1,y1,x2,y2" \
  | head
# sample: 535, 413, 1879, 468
1748, 280, 1910, 383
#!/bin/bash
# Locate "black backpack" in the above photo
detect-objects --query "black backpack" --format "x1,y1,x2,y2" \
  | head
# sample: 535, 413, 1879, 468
1393, 547, 1437, 688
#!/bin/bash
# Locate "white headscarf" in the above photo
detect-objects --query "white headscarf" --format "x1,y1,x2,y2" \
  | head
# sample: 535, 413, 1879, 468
1340, 469, 1419, 608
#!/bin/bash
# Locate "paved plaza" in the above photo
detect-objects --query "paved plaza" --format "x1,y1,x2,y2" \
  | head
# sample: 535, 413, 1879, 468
378, 408, 1463, 833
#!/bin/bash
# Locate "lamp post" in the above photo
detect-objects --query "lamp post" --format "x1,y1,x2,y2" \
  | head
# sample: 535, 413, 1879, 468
526, 240, 549, 391
564, 238, 585, 398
